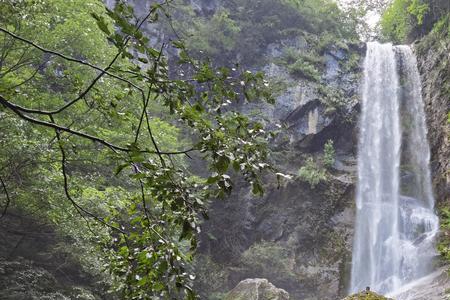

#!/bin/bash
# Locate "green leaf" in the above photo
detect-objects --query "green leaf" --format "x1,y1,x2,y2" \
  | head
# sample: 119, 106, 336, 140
115, 163, 129, 175
91, 13, 111, 36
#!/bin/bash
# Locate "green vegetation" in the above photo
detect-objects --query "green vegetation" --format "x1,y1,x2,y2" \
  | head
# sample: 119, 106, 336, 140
184, 8, 241, 57
342, 52, 361, 73
193, 255, 229, 299
171, 0, 358, 66
297, 141, 335, 188
297, 157, 328, 188
437, 207, 450, 261
277, 47, 323, 81
380, 0, 421, 43
343, 290, 392, 300
324, 139, 336, 169
4, 0, 439, 298
319, 85, 348, 114
380, 0, 449, 43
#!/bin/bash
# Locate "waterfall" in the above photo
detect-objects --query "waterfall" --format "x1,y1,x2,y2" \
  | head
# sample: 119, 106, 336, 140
350, 42, 439, 295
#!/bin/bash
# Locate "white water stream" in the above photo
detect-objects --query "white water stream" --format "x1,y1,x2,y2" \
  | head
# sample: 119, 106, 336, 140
349, 42, 439, 295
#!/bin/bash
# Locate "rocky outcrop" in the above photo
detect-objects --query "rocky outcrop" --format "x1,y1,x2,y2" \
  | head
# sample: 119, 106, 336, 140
196, 171, 356, 299
386, 268, 450, 300
412, 19, 450, 300
225, 278, 289, 300
239, 43, 362, 154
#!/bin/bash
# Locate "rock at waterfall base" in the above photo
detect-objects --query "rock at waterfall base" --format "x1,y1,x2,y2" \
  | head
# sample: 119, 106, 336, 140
343, 291, 392, 300
224, 278, 289, 300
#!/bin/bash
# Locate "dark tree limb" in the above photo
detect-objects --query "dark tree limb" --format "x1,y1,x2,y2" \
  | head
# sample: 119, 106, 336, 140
0, 8, 153, 115
0, 27, 122, 80
0, 95, 196, 156
134, 42, 165, 144
1, 95, 128, 152
134, 43, 169, 166
44, 50, 123, 115
0, 176, 11, 219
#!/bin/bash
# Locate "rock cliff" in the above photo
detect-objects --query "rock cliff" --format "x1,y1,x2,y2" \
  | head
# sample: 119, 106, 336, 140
194, 29, 363, 300
414, 26, 449, 206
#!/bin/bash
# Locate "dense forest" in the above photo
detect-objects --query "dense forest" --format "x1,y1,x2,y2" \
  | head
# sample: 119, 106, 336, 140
0, 0, 448, 299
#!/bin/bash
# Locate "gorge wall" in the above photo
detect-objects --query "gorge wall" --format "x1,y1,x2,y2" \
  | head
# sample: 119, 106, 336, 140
195, 7, 449, 300
194, 25, 364, 300
415, 26, 449, 207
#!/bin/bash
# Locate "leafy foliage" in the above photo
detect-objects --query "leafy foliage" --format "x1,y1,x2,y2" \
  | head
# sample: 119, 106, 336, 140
380, 0, 448, 43
380, 0, 414, 43
297, 157, 328, 188
170, 0, 358, 66
437, 207, 450, 261
323, 139, 336, 169
277, 47, 323, 81
408, 0, 431, 25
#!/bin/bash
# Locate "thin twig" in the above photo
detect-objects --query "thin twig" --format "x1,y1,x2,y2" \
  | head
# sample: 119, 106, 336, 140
1, 61, 46, 91
0, 27, 145, 99
50, 115, 126, 234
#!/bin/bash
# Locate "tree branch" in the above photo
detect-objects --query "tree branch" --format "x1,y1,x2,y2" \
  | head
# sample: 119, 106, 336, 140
51, 115, 126, 234
0, 95, 196, 156
0, 27, 146, 101
0, 95, 128, 152
1, 61, 46, 91
0, 176, 11, 219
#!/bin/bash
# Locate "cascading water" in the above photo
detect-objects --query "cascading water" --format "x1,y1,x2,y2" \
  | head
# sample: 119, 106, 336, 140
350, 42, 439, 296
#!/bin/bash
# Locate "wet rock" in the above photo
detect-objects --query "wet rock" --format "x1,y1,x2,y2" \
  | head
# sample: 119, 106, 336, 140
386, 267, 450, 300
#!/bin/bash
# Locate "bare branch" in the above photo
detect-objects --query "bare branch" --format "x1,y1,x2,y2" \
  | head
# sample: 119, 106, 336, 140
0, 176, 11, 219
134, 43, 168, 165
0, 95, 128, 152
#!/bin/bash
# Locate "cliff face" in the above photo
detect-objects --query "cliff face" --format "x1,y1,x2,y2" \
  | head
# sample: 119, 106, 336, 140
397, 18, 450, 300
194, 34, 363, 300
414, 28, 450, 206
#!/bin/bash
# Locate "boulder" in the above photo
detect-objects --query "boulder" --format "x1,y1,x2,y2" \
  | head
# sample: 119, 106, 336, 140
225, 278, 289, 300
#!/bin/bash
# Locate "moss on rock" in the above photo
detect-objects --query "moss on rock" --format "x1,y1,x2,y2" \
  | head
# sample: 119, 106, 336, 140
343, 290, 392, 300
